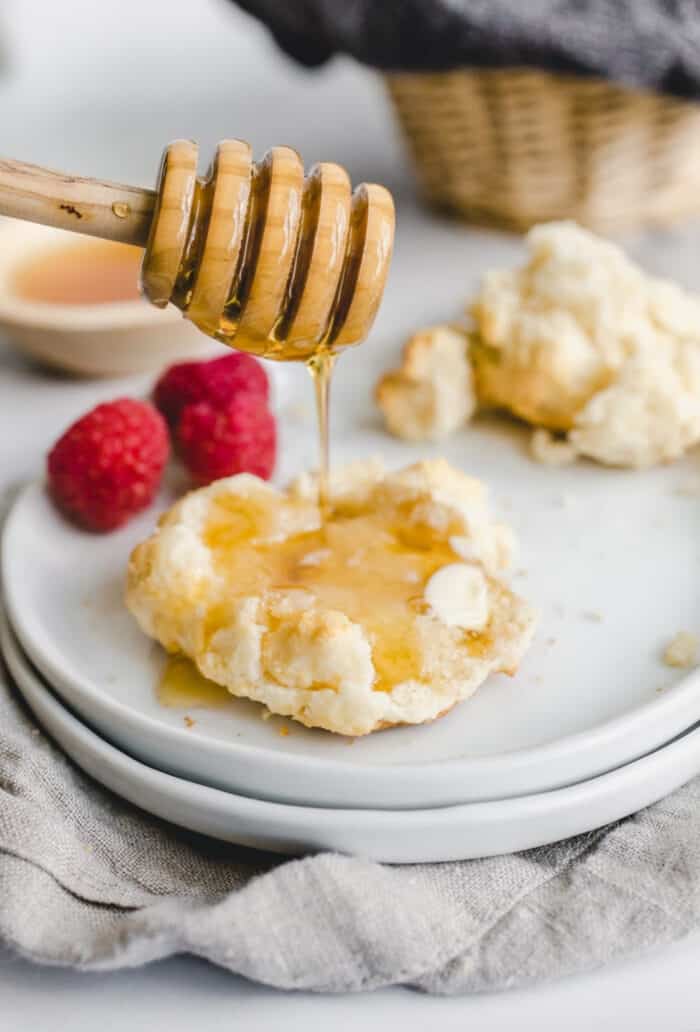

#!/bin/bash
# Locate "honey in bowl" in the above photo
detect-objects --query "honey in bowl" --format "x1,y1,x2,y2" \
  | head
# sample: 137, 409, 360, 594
12, 238, 143, 305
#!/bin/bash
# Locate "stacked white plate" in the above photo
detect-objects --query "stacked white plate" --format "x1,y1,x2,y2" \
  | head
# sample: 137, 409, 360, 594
4, 438, 700, 862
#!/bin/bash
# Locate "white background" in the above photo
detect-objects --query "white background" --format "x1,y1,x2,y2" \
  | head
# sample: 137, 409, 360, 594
2, 1, 700, 1027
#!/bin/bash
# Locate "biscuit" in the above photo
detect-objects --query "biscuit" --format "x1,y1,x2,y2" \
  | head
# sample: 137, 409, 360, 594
127, 460, 536, 735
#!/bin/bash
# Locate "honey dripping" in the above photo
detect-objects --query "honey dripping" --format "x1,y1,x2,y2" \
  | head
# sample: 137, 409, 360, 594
137, 141, 396, 702
306, 347, 337, 514
137, 140, 393, 506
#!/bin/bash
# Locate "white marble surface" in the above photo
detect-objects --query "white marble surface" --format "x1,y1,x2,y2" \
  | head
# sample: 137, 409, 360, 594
3, 935, 700, 1032
2, 0, 700, 1026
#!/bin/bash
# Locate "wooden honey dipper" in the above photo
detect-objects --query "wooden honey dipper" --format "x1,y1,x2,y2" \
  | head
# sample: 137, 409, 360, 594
0, 140, 395, 360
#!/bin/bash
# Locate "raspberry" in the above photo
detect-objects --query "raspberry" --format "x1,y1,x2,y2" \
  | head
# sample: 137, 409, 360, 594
47, 399, 169, 532
200, 352, 269, 408
154, 352, 269, 427
152, 359, 204, 426
177, 396, 276, 486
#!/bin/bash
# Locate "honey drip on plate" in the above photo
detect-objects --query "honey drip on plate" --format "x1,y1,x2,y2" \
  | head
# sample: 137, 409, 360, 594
158, 654, 231, 709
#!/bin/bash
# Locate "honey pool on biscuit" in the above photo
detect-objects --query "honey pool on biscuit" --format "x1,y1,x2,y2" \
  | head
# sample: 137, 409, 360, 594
127, 462, 536, 736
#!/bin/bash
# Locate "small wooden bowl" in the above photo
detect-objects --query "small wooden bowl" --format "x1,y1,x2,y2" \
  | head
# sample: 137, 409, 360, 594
0, 220, 218, 376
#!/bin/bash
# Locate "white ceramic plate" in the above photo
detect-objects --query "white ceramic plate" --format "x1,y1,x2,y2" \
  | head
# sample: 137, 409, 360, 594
4, 610, 700, 863
4, 465, 700, 810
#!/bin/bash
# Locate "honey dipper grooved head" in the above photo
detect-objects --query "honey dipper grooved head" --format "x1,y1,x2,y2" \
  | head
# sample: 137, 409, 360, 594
140, 140, 395, 360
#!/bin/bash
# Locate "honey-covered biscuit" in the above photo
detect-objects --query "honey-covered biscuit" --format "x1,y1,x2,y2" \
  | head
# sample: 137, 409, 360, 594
127, 460, 536, 735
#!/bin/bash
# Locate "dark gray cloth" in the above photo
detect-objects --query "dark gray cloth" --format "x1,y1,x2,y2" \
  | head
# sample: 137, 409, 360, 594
1, 649, 700, 991
232, 0, 700, 99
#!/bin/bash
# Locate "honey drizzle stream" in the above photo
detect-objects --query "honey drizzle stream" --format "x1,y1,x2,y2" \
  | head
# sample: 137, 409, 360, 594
307, 347, 337, 516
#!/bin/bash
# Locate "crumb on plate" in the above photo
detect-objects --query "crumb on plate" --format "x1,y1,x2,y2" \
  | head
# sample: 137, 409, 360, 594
581, 610, 603, 623
531, 428, 577, 467
663, 631, 699, 669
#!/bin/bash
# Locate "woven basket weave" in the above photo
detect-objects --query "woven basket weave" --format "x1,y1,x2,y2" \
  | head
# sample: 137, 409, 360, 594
386, 68, 700, 230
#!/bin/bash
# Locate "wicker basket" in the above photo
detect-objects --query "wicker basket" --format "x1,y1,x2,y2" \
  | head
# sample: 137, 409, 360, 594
385, 68, 700, 231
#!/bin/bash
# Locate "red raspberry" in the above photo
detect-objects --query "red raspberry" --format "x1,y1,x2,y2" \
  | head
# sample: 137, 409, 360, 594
177, 396, 276, 486
153, 352, 269, 427
199, 352, 269, 408
47, 399, 169, 532
152, 359, 204, 426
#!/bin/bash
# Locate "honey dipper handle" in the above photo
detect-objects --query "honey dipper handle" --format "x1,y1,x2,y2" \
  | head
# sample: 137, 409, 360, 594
0, 157, 157, 246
